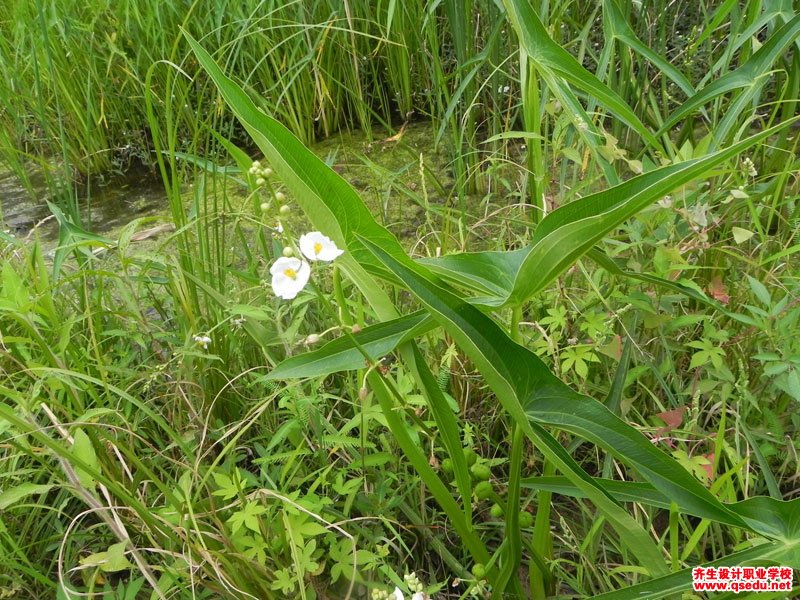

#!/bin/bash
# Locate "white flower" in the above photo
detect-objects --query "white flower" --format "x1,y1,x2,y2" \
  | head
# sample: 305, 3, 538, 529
274, 222, 284, 234
411, 594, 425, 600
193, 335, 212, 349
270, 257, 310, 300
392, 587, 404, 600
299, 231, 344, 262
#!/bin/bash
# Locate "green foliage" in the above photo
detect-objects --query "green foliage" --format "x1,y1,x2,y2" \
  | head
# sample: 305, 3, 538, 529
2, 2, 800, 599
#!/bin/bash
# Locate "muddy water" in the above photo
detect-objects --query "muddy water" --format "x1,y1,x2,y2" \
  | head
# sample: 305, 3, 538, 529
0, 165, 167, 242
0, 122, 455, 244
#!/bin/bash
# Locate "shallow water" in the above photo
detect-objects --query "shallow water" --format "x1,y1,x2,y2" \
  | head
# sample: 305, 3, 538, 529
0, 122, 457, 245
0, 164, 167, 243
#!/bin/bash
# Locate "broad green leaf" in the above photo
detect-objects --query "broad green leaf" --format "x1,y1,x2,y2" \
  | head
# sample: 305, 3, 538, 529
508, 120, 798, 304
503, 0, 659, 148
522, 393, 748, 531
359, 235, 670, 576
523, 476, 671, 508
524, 476, 800, 539
267, 311, 435, 379
657, 14, 800, 137
71, 428, 100, 489
362, 235, 800, 569
422, 118, 798, 307
593, 542, 800, 600
0, 483, 55, 510
80, 542, 133, 573
747, 275, 772, 306
184, 31, 406, 321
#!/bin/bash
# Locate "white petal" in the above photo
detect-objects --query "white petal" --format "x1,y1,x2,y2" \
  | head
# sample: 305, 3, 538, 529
411, 594, 425, 600
299, 231, 344, 262
270, 258, 310, 300
270, 256, 301, 276
392, 587, 404, 600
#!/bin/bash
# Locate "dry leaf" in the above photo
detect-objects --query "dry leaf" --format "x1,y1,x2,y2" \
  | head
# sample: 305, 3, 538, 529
708, 276, 730, 305
656, 406, 687, 430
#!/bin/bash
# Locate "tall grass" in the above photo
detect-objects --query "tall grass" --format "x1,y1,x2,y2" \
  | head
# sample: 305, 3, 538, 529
1, 1, 800, 599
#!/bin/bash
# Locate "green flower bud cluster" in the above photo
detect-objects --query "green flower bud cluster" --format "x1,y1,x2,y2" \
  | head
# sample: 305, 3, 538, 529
440, 447, 532, 533
404, 572, 424, 594
248, 159, 273, 185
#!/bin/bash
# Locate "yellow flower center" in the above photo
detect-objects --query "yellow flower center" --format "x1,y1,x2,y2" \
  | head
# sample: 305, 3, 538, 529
313, 242, 323, 255
283, 268, 297, 279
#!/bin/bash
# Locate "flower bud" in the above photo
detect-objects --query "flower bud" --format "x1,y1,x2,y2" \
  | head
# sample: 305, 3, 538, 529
263, 167, 273, 176
256, 177, 266, 186
279, 204, 291, 215
275, 191, 286, 201
304, 334, 321, 345
282, 246, 294, 257
260, 202, 270, 212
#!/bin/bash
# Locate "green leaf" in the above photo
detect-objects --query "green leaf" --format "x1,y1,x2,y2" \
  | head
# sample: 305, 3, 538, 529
184, 31, 407, 322
0, 483, 54, 510
80, 542, 133, 573
358, 235, 671, 577
747, 275, 772, 306
71, 428, 100, 489
411, 344, 473, 525
593, 542, 800, 599
603, 0, 695, 97
657, 13, 800, 137
367, 372, 491, 567
422, 119, 798, 307
228, 501, 266, 535
267, 311, 435, 379
502, 0, 658, 148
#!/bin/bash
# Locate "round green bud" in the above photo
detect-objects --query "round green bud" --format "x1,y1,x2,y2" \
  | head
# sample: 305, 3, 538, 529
275, 191, 286, 201
490, 503, 504, 518
518, 511, 533, 528
279, 204, 291, 215
260, 202, 270, 212
471, 564, 486, 579
470, 463, 491, 481
441, 458, 454, 473
464, 448, 478, 466
256, 177, 266, 186
474, 481, 493, 500
282, 246, 294, 257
